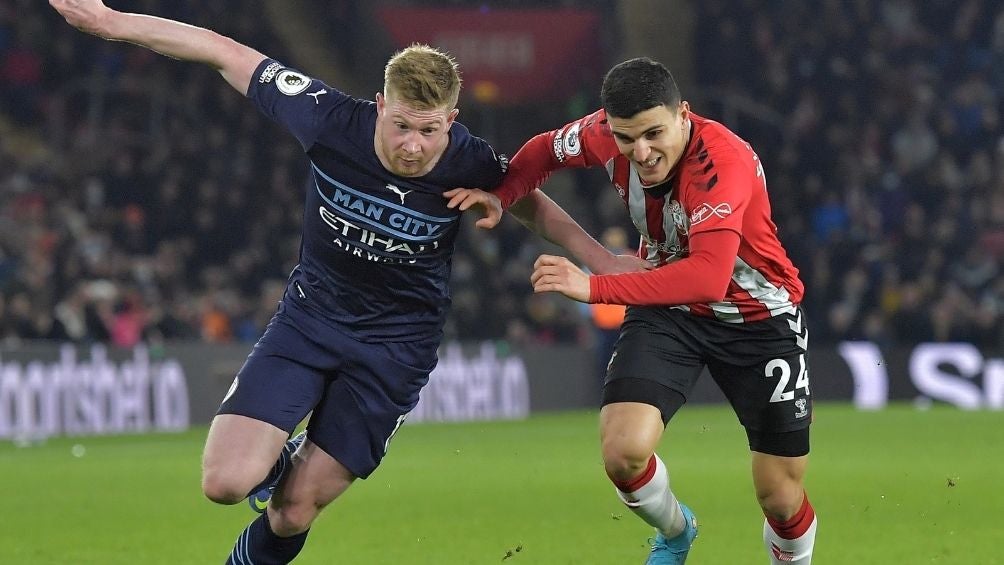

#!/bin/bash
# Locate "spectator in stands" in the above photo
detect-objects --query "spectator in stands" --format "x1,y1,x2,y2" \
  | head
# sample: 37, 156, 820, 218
2, 0, 1004, 351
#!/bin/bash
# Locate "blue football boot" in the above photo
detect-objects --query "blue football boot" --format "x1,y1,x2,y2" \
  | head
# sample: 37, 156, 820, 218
645, 503, 698, 564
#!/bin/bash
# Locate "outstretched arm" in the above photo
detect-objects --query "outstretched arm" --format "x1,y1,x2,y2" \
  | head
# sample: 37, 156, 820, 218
444, 188, 650, 275
50, 0, 266, 95
508, 191, 651, 275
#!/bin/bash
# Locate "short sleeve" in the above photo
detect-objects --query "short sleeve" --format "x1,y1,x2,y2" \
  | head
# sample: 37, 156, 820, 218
246, 59, 352, 150
434, 121, 508, 190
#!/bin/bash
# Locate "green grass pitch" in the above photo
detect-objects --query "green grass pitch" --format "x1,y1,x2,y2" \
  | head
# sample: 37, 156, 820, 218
3, 403, 1001, 564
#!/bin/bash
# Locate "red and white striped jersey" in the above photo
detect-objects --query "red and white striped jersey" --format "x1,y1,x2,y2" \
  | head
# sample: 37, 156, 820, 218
504, 109, 803, 323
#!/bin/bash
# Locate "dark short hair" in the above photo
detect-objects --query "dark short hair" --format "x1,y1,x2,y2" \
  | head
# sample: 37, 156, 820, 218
600, 58, 681, 119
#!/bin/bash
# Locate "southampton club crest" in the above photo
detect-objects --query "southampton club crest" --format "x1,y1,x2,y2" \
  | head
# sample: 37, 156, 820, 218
668, 199, 688, 235
795, 397, 808, 419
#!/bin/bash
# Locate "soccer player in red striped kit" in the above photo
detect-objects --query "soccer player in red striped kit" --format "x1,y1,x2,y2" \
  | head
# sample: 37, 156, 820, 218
452, 57, 818, 564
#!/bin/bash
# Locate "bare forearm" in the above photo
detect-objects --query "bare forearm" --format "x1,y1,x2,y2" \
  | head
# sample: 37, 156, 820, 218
509, 191, 613, 272
106, 13, 216, 62
85, 9, 263, 94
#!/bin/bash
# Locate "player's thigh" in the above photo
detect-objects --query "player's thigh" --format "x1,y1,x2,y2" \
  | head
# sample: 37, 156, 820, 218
207, 309, 332, 480
709, 354, 812, 450
752, 451, 808, 488
705, 308, 812, 455
306, 336, 438, 480
203, 414, 289, 482
603, 306, 705, 425
217, 310, 330, 434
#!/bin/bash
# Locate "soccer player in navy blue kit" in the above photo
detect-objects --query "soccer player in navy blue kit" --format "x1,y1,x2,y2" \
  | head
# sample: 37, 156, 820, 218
49, 1, 641, 563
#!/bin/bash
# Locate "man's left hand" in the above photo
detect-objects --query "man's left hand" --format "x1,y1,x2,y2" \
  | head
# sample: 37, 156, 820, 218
530, 254, 591, 302
443, 188, 502, 229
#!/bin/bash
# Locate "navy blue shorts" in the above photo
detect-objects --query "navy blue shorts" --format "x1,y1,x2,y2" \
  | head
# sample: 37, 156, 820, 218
217, 300, 439, 478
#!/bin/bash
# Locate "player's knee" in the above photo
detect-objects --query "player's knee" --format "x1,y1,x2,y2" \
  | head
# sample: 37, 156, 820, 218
269, 502, 319, 536
201, 468, 251, 505
756, 483, 804, 521
601, 441, 652, 483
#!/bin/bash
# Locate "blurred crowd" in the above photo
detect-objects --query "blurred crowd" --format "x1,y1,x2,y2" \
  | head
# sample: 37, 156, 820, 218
694, 0, 1004, 347
0, 0, 299, 346
1, 0, 1002, 349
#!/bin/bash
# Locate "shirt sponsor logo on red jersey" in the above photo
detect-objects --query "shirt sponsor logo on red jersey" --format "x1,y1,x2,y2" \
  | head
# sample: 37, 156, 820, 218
689, 202, 733, 226
642, 234, 684, 256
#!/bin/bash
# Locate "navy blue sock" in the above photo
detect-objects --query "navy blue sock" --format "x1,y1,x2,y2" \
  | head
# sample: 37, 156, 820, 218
225, 512, 308, 565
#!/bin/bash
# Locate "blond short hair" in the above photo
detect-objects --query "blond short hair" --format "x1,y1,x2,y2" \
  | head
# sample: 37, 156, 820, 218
384, 44, 461, 110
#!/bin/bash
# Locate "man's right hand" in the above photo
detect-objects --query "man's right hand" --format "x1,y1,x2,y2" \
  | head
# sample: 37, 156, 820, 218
50, 0, 114, 37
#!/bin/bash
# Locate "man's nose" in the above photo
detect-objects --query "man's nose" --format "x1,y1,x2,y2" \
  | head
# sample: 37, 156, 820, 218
633, 141, 651, 162
403, 133, 421, 154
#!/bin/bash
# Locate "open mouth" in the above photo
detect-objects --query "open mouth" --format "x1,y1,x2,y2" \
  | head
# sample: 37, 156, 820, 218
638, 156, 660, 170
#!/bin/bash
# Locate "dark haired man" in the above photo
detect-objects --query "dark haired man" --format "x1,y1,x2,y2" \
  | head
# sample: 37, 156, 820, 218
453, 57, 817, 564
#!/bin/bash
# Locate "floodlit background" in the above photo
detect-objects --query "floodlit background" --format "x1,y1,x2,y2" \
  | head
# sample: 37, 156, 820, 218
1, 1, 1003, 563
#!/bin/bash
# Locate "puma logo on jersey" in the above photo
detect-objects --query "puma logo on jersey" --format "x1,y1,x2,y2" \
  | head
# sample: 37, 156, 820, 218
386, 184, 413, 204
307, 89, 327, 104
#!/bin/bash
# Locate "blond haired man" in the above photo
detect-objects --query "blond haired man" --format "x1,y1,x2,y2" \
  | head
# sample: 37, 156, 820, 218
50, 1, 628, 562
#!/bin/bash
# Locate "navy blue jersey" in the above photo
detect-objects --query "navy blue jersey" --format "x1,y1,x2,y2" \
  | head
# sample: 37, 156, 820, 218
247, 59, 507, 342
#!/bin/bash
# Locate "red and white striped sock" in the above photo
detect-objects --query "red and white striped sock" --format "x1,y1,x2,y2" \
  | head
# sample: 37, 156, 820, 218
609, 454, 686, 538
763, 492, 817, 564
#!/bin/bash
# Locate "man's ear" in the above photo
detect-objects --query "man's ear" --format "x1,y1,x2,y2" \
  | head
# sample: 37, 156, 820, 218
678, 100, 691, 124
375, 92, 385, 114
